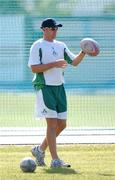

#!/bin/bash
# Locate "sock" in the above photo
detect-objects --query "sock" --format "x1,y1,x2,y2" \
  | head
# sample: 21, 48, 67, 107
38, 146, 44, 153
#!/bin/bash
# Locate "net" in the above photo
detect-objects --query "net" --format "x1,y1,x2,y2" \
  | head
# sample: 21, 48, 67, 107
0, 0, 115, 131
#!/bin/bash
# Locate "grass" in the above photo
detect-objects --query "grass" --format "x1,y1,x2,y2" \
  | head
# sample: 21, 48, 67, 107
0, 144, 115, 180
0, 92, 115, 127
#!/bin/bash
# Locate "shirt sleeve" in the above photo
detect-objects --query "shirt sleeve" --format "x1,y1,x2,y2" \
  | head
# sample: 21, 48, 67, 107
28, 42, 41, 68
63, 44, 76, 64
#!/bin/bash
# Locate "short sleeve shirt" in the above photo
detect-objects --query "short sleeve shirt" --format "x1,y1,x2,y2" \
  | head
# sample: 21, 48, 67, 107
28, 38, 76, 87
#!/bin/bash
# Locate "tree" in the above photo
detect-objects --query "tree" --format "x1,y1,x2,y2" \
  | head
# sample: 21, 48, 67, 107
103, 2, 115, 15
0, 0, 27, 14
26, 0, 79, 17
0, 0, 79, 16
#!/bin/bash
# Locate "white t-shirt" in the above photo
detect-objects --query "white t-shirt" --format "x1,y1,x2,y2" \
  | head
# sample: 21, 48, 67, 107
28, 38, 75, 88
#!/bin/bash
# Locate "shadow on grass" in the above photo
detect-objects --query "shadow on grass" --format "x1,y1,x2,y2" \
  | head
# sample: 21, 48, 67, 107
43, 167, 81, 175
98, 172, 115, 177
21, 171, 37, 174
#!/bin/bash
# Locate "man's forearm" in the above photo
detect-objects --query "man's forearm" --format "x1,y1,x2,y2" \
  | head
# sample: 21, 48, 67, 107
31, 62, 57, 73
31, 60, 67, 73
72, 51, 86, 66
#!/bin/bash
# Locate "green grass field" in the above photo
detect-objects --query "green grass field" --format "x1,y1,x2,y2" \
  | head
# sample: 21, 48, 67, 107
0, 92, 115, 127
0, 144, 115, 180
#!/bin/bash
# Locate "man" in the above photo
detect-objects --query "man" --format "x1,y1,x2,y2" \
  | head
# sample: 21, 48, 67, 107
28, 18, 86, 167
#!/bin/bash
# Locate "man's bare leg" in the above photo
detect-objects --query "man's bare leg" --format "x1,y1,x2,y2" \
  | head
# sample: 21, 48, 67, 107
45, 118, 58, 159
31, 119, 67, 166
40, 119, 66, 152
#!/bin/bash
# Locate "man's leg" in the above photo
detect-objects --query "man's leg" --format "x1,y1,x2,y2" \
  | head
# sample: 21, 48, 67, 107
45, 119, 70, 167
32, 118, 66, 166
40, 119, 66, 152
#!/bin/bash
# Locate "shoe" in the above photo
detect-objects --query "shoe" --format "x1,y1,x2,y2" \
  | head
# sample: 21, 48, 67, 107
51, 159, 71, 168
31, 146, 46, 166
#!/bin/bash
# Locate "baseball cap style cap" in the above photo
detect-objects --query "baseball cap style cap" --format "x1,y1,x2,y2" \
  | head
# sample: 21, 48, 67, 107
41, 18, 62, 28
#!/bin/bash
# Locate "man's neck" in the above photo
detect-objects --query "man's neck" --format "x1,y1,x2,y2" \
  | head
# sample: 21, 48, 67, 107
43, 36, 54, 42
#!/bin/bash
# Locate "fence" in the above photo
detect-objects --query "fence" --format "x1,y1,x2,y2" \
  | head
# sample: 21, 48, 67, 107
0, 15, 115, 144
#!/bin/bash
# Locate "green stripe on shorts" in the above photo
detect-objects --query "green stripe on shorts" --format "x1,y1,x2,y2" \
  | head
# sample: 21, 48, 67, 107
41, 85, 67, 113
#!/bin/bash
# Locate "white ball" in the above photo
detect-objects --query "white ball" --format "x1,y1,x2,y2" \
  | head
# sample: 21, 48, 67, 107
80, 37, 100, 56
20, 157, 36, 172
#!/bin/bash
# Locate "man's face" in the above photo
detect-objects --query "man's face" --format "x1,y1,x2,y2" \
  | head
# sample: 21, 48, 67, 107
43, 27, 58, 40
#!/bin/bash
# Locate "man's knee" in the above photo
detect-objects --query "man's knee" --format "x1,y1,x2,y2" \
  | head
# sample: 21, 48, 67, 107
57, 121, 66, 131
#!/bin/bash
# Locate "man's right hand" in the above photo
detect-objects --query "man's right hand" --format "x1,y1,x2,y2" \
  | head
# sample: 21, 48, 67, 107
55, 60, 67, 68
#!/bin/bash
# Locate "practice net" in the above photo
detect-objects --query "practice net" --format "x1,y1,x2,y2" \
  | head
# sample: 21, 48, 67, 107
0, 0, 115, 143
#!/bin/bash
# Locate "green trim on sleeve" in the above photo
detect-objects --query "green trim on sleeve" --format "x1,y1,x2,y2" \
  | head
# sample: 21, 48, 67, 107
32, 47, 45, 90
32, 73, 45, 90
64, 48, 73, 64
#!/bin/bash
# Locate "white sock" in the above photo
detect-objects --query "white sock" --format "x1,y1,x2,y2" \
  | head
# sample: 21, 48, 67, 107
38, 146, 44, 153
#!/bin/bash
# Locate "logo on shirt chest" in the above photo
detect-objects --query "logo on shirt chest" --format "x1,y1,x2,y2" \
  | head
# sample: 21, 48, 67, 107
51, 47, 58, 57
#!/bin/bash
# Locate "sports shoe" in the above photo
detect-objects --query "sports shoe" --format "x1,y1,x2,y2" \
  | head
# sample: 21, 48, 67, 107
31, 146, 46, 166
51, 159, 71, 168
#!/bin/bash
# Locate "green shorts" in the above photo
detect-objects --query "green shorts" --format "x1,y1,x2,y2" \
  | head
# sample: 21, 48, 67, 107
35, 84, 67, 119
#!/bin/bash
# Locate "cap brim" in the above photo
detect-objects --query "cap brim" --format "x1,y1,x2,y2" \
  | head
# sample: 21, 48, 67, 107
56, 24, 63, 27
41, 24, 63, 28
